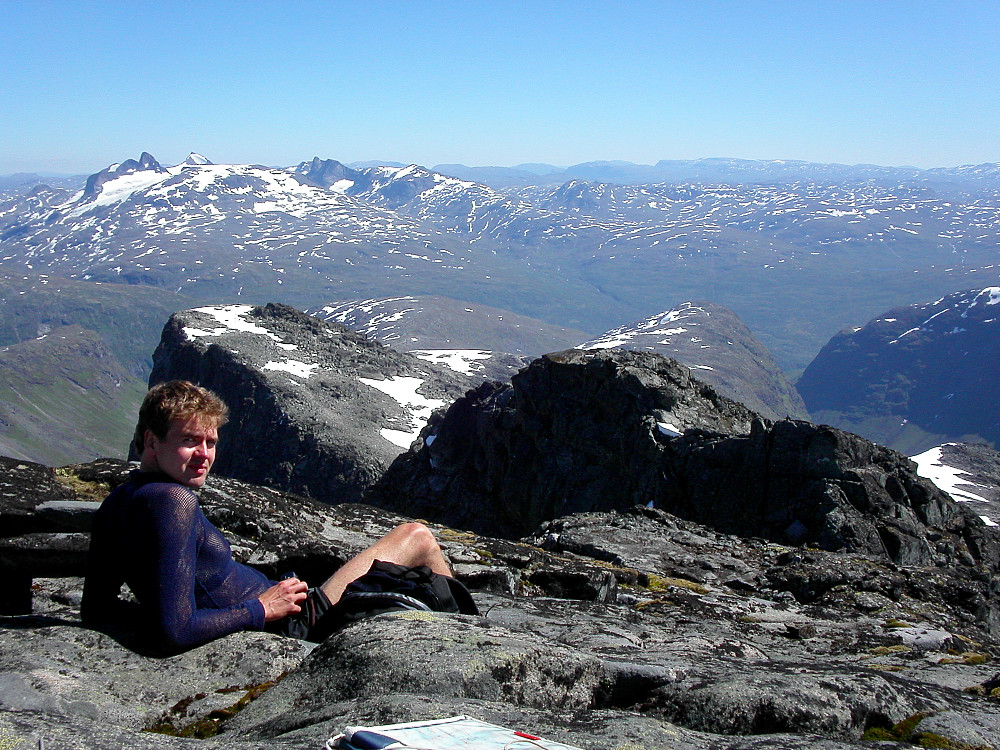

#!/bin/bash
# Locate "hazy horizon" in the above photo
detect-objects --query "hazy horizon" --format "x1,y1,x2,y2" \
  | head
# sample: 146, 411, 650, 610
5, 152, 995, 180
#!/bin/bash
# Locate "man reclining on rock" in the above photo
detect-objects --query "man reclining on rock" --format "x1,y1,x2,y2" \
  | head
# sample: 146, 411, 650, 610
82, 379, 453, 652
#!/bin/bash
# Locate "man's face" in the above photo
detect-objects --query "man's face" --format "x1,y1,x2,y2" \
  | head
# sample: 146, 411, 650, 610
141, 416, 219, 488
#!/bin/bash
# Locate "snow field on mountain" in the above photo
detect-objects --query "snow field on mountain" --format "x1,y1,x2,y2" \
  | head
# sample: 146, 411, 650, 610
184, 305, 326, 381
264, 359, 319, 378
183, 305, 297, 350
357, 376, 446, 448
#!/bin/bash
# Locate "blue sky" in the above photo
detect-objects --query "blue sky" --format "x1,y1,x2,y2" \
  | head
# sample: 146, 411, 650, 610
3, 1, 998, 174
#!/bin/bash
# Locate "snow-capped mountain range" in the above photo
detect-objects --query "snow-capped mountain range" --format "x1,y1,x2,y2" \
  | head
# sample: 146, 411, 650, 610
4, 151, 998, 373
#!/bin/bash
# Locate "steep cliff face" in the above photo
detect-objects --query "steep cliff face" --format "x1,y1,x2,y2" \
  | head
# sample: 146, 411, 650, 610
797, 287, 1000, 453
147, 302, 476, 504
368, 349, 995, 569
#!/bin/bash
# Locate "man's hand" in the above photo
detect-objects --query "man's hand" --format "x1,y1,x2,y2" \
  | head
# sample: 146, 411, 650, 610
258, 577, 308, 622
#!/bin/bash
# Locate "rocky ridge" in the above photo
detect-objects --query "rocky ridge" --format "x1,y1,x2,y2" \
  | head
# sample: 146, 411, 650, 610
318, 296, 808, 423
147, 302, 477, 504
309, 294, 583, 381
368, 348, 998, 573
578, 300, 809, 421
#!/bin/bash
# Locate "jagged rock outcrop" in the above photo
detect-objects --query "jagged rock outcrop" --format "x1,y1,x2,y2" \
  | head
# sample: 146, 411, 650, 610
294, 157, 358, 188
2, 457, 1000, 749
368, 349, 999, 571
146, 303, 476, 504
578, 301, 810, 421
82, 152, 165, 199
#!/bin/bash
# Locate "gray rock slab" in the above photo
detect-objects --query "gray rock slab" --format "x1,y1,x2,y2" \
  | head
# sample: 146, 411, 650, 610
912, 707, 1000, 747
0, 619, 311, 731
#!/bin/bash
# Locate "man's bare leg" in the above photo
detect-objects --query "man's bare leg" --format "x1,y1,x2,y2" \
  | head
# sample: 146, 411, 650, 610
319, 522, 452, 605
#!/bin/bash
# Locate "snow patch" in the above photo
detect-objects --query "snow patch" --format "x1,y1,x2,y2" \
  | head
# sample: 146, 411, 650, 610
68, 170, 169, 216
183, 304, 296, 348
910, 446, 996, 524
657, 422, 683, 437
581, 334, 633, 350
411, 349, 492, 375
978, 287, 1000, 306
264, 359, 319, 379
358, 376, 446, 448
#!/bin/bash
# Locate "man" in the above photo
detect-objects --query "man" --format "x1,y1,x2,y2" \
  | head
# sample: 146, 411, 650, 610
82, 380, 453, 651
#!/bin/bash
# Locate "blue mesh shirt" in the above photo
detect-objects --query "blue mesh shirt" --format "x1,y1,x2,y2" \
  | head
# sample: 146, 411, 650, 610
82, 471, 272, 650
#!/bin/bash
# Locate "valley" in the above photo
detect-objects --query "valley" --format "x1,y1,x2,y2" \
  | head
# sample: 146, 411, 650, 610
1, 153, 998, 463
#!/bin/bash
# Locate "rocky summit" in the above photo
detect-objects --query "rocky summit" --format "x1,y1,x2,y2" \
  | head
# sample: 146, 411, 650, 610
369, 348, 999, 571
2, 455, 1000, 749
3, 312, 1000, 749
147, 302, 476, 504
578, 301, 809, 422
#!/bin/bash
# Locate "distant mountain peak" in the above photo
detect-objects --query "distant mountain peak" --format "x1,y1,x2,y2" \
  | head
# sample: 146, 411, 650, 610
183, 153, 212, 165
137, 152, 162, 171
83, 152, 165, 199
294, 157, 355, 190
796, 286, 1000, 451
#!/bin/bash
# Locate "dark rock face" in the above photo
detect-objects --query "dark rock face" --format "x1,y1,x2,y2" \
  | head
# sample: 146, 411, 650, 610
368, 349, 997, 570
797, 287, 1000, 453
146, 303, 475, 504
294, 156, 358, 188
3, 457, 1000, 749
368, 348, 755, 538
578, 301, 810, 421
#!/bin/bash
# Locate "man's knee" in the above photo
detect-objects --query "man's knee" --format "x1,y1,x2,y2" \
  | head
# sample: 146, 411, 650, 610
388, 522, 440, 556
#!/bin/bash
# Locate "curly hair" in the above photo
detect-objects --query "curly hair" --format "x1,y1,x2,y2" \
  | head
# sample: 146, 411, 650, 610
133, 380, 229, 455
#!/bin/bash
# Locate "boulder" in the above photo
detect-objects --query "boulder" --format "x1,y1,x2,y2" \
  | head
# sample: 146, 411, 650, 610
368, 349, 998, 571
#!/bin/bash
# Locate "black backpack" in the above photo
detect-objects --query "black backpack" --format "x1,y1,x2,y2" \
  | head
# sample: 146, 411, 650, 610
314, 561, 479, 639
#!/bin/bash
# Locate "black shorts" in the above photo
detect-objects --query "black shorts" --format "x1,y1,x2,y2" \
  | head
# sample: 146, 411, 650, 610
265, 586, 334, 642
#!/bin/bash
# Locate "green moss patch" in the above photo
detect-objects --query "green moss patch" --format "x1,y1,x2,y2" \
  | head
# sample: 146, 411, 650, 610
145, 679, 279, 739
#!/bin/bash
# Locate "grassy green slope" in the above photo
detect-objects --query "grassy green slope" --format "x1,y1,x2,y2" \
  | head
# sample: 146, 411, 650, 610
0, 326, 149, 463
0, 269, 198, 464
